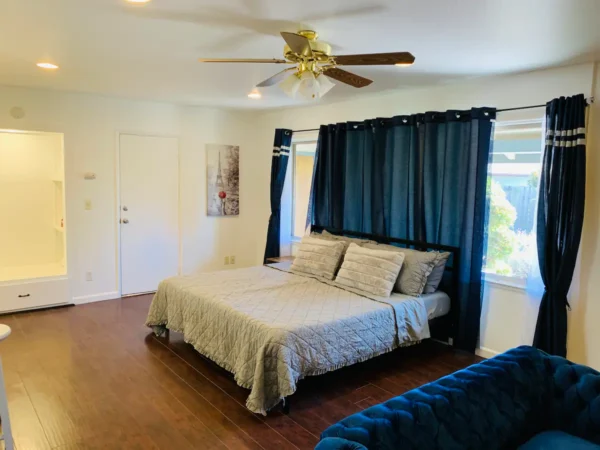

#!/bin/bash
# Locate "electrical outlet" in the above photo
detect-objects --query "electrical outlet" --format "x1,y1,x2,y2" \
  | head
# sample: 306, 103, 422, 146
230, 255, 236, 265
224, 256, 230, 265
84, 199, 92, 210
85, 271, 93, 281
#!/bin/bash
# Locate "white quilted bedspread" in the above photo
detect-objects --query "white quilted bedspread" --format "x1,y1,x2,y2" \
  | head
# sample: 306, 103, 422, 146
145, 264, 430, 415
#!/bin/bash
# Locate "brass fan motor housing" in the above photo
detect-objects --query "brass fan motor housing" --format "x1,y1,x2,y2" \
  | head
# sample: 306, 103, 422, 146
284, 30, 332, 64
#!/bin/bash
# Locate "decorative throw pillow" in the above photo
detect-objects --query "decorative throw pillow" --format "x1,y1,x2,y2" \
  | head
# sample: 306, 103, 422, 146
423, 252, 451, 294
290, 236, 346, 280
311, 230, 376, 250
363, 243, 438, 296
334, 243, 404, 298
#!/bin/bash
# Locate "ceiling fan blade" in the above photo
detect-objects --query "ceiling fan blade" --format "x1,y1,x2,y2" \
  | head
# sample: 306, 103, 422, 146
302, 5, 386, 22
333, 52, 415, 66
280, 32, 313, 58
198, 58, 289, 63
323, 68, 372, 88
256, 68, 297, 87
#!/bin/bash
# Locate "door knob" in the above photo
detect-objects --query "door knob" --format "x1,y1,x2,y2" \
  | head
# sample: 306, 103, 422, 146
122, 206, 128, 211
122, 218, 129, 224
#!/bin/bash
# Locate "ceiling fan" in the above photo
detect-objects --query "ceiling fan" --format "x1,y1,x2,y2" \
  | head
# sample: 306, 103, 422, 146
199, 30, 415, 100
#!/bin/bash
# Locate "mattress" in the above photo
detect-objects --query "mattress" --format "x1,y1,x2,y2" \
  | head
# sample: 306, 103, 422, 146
145, 264, 430, 415
420, 291, 451, 320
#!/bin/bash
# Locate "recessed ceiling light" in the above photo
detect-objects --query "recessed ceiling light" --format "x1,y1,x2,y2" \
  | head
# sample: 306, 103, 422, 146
248, 88, 262, 99
395, 62, 414, 67
126, 0, 151, 3
36, 62, 59, 70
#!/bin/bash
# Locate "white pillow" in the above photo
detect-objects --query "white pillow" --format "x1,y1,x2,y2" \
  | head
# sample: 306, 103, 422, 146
334, 243, 405, 298
290, 236, 346, 280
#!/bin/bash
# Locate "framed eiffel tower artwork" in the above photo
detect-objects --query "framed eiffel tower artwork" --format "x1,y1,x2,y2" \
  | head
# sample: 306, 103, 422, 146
206, 144, 240, 216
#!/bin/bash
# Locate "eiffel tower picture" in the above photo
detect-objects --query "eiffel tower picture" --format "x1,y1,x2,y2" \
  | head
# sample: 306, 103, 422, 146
216, 150, 224, 190
207, 144, 240, 216
215, 151, 226, 215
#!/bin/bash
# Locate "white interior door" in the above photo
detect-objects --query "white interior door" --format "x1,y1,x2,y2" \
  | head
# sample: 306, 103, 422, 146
119, 134, 179, 296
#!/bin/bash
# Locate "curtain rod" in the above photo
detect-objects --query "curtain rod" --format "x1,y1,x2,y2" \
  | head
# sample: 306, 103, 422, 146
291, 97, 595, 133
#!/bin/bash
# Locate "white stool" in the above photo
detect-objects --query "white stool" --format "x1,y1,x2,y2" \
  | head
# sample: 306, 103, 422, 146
0, 325, 12, 450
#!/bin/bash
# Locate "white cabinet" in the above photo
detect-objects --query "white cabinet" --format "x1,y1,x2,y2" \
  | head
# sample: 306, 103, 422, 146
0, 277, 70, 313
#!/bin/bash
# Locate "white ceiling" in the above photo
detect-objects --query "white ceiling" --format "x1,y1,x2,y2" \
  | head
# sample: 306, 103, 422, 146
1, 0, 600, 110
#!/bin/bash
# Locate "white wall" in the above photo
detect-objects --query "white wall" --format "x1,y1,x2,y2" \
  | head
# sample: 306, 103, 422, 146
0, 86, 259, 303
252, 63, 598, 366
179, 106, 259, 273
255, 63, 594, 132
570, 62, 600, 368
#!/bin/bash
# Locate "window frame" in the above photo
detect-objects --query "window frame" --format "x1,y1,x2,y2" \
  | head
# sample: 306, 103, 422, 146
290, 139, 318, 242
483, 272, 528, 291
483, 117, 544, 290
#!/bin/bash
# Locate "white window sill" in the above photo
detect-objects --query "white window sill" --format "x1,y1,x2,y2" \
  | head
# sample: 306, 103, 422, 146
483, 272, 527, 292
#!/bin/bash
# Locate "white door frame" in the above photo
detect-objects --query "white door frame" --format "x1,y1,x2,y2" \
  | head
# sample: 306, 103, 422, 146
115, 131, 182, 297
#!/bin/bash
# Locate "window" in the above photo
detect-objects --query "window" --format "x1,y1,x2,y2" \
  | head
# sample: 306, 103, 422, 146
291, 141, 317, 239
483, 119, 544, 287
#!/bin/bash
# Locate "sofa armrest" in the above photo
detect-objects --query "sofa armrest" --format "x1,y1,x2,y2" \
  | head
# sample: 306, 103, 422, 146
547, 355, 600, 444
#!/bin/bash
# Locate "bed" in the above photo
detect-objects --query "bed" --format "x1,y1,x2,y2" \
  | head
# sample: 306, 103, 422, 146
146, 229, 459, 415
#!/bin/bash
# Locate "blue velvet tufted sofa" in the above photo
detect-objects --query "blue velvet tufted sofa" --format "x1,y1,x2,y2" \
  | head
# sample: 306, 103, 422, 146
316, 346, 600, 450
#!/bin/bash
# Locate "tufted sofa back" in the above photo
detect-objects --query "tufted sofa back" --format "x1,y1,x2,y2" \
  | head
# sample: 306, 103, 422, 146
316, 346, 600, 450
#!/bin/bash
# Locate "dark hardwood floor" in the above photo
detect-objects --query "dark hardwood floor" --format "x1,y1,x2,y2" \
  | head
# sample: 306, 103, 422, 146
0, 295, 481, 449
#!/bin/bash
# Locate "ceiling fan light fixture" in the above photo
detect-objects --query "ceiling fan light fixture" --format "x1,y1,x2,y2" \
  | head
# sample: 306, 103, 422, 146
247, 88, 262, 99
279, 71, 336, 100
297, 71, 320, 101
279, 73, 301, 98
316, 74, 336, 97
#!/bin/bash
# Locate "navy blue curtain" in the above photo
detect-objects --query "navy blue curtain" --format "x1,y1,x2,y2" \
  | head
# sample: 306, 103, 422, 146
534, 94, 587, 357
264, 129, 292, 263
310, 108, 496, 352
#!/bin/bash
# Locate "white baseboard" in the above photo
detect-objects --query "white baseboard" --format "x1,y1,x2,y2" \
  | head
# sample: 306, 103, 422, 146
476, 346, 501, 359
73, 291, 120, 305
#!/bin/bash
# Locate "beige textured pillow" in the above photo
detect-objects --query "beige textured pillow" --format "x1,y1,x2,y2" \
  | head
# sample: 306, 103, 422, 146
334, 244, 404, 297
423, 252, 451, 294
335, 243, 404, 297
290, 236, 346, 280
311, 230, 376, 250
363, 243, 438, 296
